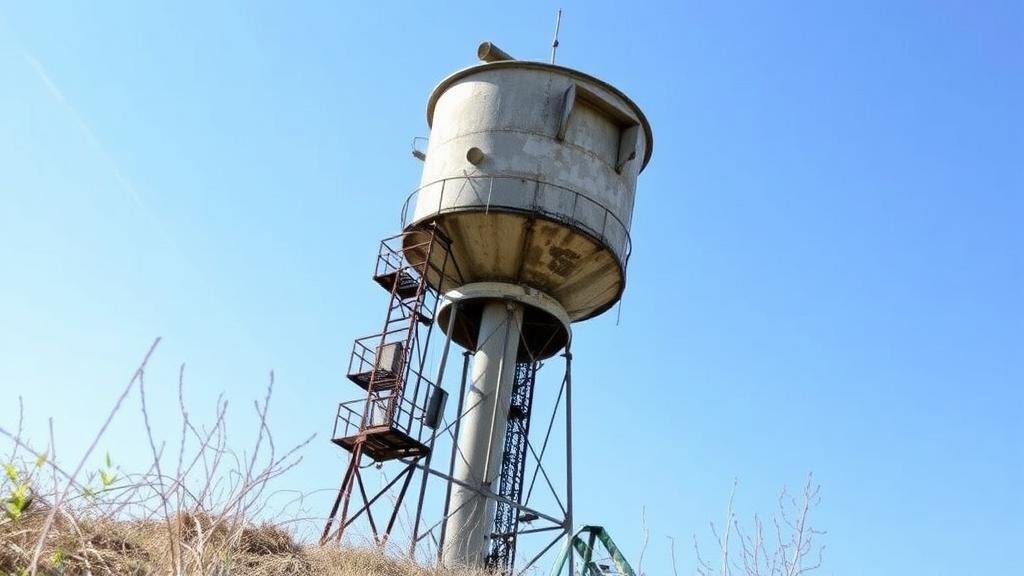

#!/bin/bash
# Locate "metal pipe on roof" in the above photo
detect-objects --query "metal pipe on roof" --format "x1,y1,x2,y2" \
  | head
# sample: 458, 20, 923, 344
477, 41, 514, 62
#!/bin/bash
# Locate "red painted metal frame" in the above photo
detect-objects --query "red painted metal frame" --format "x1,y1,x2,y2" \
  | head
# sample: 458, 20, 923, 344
320, 225, 456, 545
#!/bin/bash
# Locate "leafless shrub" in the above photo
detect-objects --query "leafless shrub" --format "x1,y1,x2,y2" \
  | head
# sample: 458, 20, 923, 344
694, 476, 826, 576
0, 339, 494, 576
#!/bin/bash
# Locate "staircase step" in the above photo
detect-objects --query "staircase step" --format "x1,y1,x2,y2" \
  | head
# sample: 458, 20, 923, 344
373, 271, 420, 299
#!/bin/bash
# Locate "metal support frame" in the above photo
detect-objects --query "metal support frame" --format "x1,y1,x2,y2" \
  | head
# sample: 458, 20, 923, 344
549, 525, 636, 576
486, 360, 539, 573
564, 347, 574, 576
323, 226, 577, 576
321, 225, 460, 546
429, 342, 574, 576
437, 349, 472, 562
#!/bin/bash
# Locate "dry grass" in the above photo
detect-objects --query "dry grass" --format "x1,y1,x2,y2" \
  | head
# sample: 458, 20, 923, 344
0, 507, 492, 575
0, 339, 495, 576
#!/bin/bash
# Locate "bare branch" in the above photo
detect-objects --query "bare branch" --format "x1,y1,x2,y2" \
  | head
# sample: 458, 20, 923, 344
638, 506, 650, 576
694, 476, 826, 576
29, 337, 162, 575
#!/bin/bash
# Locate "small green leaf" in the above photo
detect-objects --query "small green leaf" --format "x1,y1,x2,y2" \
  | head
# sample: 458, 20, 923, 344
105, 452, 113, 469
3, 463, 17, 482
11, 484, 28, 507
35, 453, 48, 469
99, 469, 116, 487
5, 501, 22, 521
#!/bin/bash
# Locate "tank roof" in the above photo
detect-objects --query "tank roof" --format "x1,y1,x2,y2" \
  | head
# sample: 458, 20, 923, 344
426, 60, 654, 171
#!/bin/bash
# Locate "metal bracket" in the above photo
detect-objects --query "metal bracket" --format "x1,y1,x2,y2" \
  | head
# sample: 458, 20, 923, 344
556, 84, 576, 141
616, 124, 639, 174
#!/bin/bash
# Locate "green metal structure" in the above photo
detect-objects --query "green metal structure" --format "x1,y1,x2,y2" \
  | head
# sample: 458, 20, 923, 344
549, 526, 637, 576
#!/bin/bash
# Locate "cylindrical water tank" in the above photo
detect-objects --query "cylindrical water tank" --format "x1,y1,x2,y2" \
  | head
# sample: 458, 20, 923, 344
404, 59, 653, 326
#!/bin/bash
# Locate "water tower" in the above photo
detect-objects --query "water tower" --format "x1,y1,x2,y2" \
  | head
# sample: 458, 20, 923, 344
322, 41, 652, 574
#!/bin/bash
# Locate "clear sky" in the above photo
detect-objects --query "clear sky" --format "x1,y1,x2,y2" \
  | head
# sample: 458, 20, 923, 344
1, 1, 1021, 574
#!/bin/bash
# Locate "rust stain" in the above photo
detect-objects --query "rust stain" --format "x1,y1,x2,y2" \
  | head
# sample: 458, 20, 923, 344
547, 246, 581, 277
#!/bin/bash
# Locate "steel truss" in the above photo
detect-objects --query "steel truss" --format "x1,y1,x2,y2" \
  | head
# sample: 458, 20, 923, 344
486, 360, 539, 573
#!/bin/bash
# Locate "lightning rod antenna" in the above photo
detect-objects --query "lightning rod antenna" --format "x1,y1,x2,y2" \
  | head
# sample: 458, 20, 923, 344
550, 9, 562, 64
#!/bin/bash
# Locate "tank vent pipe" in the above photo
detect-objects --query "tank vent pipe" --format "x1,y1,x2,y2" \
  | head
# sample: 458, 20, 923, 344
477, 41, 514, 62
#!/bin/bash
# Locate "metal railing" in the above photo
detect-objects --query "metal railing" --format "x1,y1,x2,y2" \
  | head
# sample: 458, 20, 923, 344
400, 175, 632, 268
331, 388, 434, 444
347, 332, 406, 382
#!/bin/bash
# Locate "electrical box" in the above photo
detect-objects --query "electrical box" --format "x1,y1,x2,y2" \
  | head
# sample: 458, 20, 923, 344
375, 342, 404, 376
424, 387, 448, 429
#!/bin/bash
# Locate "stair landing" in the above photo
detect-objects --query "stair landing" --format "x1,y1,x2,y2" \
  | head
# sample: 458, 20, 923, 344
332, 426, 430, 462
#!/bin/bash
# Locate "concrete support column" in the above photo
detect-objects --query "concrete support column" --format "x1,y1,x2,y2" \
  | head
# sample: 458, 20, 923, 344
441, 299, 523, 567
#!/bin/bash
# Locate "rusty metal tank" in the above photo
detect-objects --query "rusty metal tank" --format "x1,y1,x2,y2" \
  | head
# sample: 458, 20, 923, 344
403, 51, 653, 327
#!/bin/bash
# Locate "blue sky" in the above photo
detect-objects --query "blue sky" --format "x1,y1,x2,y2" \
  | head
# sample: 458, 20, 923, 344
1, 1, 1021, 574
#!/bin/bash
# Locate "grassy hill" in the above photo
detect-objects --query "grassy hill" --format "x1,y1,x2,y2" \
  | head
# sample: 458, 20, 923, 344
1, 507, 491, 576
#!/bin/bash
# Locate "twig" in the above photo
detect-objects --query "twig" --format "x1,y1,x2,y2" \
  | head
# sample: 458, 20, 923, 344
637, 506, 650, 575
8, 396, 23, 463
28, 337, 162, 574
668, 536, 679, 576
138, 346, 181, 576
